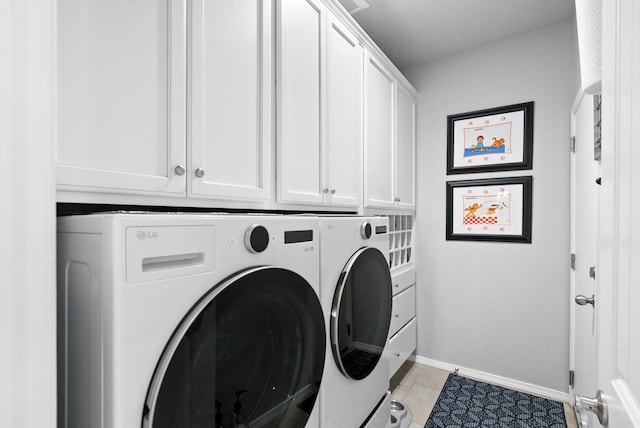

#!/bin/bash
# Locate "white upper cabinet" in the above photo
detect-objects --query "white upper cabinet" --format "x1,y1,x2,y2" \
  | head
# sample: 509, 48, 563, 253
57, 0, 187, 195
364, 52, 396, 209
277, 0, 325, 205
364, 51, 416, 211
56, 0, 414, 211
324, 15, 363, 208
277, 0, 363, 208
189, 0, 272, 201
395, 83, 416, 209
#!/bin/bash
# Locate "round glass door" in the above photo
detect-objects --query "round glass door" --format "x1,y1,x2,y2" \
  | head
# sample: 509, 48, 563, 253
330, 247, 392, 380
142, 267, 325, 428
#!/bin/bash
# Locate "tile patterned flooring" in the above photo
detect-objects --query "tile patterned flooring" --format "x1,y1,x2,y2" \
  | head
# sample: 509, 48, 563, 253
389, 361, 579, 428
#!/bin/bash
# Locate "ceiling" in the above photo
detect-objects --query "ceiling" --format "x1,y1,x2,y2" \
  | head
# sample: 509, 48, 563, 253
337, 0, 576, 69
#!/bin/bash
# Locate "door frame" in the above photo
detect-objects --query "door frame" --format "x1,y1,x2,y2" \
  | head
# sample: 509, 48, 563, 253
1, 1, 57, 427
594, 0, 640, 425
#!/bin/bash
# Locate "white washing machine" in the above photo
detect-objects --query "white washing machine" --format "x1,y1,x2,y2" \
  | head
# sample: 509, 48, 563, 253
57, 213, 326, 428
317, 216, 393, 428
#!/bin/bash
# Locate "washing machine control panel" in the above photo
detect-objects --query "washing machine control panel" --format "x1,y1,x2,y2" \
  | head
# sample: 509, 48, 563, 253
245, 224, 269, 253
360, 222, 372, 239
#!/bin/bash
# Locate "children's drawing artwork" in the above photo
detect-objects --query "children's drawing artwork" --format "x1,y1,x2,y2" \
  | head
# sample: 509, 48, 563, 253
447, 102, 533, 174
462, 194, 511, 226
446, 176, 532, 243
463, 122, 511, 157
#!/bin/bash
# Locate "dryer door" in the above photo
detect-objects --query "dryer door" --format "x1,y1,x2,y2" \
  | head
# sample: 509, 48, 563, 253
330, 247, 393, 380
142, 266, 325, 428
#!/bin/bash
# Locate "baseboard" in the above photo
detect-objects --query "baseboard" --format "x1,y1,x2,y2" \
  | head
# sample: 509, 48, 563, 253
409, 355, 570, 403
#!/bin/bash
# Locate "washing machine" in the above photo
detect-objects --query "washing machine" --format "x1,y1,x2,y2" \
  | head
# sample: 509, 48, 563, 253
317, 216, 393, 428
57, 213, 326, 428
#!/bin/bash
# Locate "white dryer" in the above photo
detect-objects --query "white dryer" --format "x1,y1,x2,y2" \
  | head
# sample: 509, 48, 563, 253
317, 216, 393, 428
57, 213, 326, 428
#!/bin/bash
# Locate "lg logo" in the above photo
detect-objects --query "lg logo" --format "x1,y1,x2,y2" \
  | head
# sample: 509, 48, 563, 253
136, 230, 158, 240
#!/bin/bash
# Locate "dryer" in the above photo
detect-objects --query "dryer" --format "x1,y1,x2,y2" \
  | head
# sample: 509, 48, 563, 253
317, 216, 393, 428
57, 213, 325, 428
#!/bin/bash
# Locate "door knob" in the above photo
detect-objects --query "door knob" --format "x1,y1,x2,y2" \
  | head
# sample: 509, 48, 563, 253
174, 165, 186, 176
575, 390, 608, 426
195, 168, 205, 178
575, 294, 595, 307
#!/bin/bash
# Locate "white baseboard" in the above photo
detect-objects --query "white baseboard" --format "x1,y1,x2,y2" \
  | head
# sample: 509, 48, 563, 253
409, 355, 570, 403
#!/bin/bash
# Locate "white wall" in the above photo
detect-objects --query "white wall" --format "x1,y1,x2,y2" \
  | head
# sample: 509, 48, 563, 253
403, 20, 579, 393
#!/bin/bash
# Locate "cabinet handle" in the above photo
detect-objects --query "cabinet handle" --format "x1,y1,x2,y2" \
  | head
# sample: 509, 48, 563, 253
394, 197, 401, 202
330, 189, 336, 194
323, 187, 329, 193
394, 283, 399, 288
394, 313, 400, 318
174, 165, 186, 176
394, 352, 401, 357
195, 168, 205, 178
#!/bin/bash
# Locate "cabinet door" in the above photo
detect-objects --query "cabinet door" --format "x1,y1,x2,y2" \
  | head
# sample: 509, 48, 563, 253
364, 53, 395, 208
277, 0, 325, 204
57, 0, 186, 195
325, 17, 362, 208
395, 84, 416, 209
190, 0, 271, 201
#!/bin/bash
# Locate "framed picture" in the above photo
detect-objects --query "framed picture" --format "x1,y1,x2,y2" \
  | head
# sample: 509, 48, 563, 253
446, 176, 533, 243
447, 102, 534, 174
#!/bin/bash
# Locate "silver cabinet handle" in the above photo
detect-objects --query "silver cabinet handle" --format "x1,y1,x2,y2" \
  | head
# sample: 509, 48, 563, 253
323, 187, 329, 193
195, 168, 205, 178
394, 197, 401, 202
394, 313, 400, 318
174, 165, 186, 176
394, 352, 401, 357
575, 294, 595, 307
330, 189, 336, 194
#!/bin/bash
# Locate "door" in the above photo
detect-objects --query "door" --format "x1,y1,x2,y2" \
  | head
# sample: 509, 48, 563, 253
588, 0, 640, 425
143, 267, 326, 428
277, 0, 325, 205
189, 0, 272, 201
395, 84, 416, 209
364, 53, 395, 209
56, 0, 186, 195
331, 247, 392, 380
325, 16, 362, 208
570, 91, 598, 427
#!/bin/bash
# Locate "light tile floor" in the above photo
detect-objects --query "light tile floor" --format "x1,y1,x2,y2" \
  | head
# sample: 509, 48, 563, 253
389, 361, 579, 428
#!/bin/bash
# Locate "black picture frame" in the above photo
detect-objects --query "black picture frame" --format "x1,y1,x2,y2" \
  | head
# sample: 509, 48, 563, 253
447, 102, 534, 174
446, 176, 533, 243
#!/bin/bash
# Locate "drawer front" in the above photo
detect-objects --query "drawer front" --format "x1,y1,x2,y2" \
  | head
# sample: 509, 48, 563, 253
388, 318, 416, 377
389, 285, 415, 336
391, 267, 415, 295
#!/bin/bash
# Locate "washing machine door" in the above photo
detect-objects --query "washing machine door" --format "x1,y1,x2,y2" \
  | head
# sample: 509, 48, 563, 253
330, 247, 393, 380
142, 266, 325, 428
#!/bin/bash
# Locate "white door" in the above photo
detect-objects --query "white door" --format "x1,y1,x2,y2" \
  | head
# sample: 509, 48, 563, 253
325, 16, 362, 208
588, 0, 640, 425
189, 0, 272, 201
56, 0, 186, 195
570, 91, 598, 427
277, 0, 325, 205
364, 53, 395, 209
395, 84, 416, 210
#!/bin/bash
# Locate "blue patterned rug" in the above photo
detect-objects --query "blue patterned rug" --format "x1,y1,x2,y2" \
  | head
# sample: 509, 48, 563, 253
425, 374, 567, 428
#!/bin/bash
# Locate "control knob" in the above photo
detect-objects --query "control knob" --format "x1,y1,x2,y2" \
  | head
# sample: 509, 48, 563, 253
360, 222, 372, 239
245, 225, 269, 253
